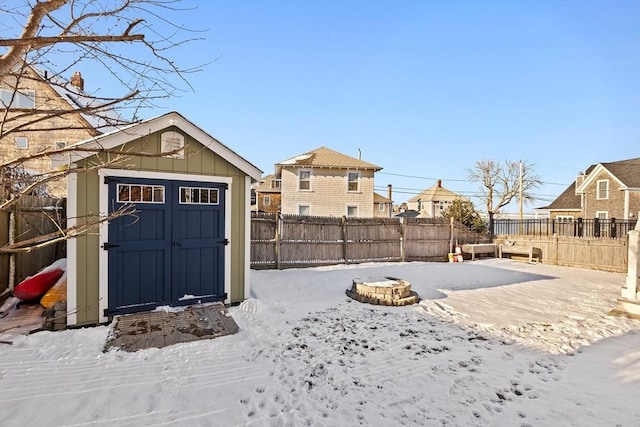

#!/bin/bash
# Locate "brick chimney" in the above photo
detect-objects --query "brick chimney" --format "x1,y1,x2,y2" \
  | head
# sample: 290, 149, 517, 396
575, 172, 585, 195
70, 71, 84, 91
437, 179, 442, 188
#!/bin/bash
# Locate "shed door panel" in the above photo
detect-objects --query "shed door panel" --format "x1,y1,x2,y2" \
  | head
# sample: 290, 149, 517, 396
171, 182, 226, 305
107, 178, 226, 315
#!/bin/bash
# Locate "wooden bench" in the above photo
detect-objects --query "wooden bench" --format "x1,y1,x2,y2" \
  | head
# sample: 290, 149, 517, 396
460, 244, 497, 261
499, 244, 540, 263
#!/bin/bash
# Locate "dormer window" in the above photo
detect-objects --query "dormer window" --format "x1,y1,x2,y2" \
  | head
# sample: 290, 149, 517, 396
161, 131, 184, 158
270, 179, 281, 189
596, 180, 609, 200
0, 89, 35, 108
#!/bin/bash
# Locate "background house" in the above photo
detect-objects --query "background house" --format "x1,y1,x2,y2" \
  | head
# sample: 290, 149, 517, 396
259, 146, 383, 218
1, 66, 121, 197
373, 191, 393, 218
406, 180, 467, 218
542, 157, 640, 221
255, 173, 282, 214
52, 111, 261, 326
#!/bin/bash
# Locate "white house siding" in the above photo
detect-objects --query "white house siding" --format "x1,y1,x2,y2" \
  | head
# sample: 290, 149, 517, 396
280, 168, 375, 217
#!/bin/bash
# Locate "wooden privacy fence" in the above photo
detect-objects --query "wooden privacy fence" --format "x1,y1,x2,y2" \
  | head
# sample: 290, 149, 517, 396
251, 213, 487, 269
0, 196, 66, 293
495, 234, 629, 273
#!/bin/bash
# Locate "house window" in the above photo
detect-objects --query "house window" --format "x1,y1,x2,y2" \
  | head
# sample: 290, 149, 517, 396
347, 171, 360, 192
270, 179, 281, 189
347, 205, 358, 217
379, 203, 386, 212
161, 131, 185, 159
439, 201, 446, 211
180, 187, 219, 205
298, 170, 311, 191
15, 137, 28, 149
54, 141, 67, 150
117, 184, 165, 203
556, 215, 574, 222
596, 180, 609, 200
298, 204, 310, 216
263, 195, 271, 206
595, 211, 608, 219
0, 89, 35, 108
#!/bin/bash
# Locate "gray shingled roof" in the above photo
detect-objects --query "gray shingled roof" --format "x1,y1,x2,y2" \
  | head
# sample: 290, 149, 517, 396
602, 157, 640, 187
276, 146, 381, 171
255, 174, 281, 193
374, 192, 392, 203
540, 183, 582, 210
541, 157, 640, 210
407, 181, 464, 203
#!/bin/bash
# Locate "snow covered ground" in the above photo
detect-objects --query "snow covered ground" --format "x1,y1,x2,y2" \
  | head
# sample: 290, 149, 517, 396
0, 259, 638, 426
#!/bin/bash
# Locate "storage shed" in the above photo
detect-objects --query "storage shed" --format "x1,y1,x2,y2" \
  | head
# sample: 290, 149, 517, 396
52, 112, 262, 326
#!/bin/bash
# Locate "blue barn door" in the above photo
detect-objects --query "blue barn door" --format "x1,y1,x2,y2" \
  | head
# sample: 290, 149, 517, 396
171, 181, 227, 306
106, 178, 226, 315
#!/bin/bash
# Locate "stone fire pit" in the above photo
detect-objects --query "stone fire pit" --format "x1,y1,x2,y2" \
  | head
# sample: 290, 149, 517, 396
346, 276, 419, 306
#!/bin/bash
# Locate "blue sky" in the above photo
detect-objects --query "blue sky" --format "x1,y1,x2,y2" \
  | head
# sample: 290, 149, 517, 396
28, 0, 640, 211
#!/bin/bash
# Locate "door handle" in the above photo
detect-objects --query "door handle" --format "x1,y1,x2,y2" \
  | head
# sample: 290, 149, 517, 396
173, 242, 183, 247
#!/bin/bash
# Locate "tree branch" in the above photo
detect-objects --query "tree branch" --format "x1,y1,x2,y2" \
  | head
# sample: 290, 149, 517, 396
0, 34, 145, 47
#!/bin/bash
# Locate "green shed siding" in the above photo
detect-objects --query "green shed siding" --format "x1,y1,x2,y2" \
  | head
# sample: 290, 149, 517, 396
71, 128, 251, 325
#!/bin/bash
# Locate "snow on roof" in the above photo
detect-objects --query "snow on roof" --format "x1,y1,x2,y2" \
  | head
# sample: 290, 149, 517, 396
279, 154, 314, 165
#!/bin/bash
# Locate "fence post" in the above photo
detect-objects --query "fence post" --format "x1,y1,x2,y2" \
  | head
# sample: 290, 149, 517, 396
400, 217, 406, 262
615, 214, 640, 315
594, 218, 600, 238
341, 216, 349, 265
611, 218, 617, 238
552, 233, 559, 266
8, 210, 16, 290
575, 218, 583, 237
275, 212, 281, 270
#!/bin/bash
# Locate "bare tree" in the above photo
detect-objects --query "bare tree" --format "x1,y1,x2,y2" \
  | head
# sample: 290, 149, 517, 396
467, 159, 542, 237
0, 0, 203, 255
1, 0, 202, 137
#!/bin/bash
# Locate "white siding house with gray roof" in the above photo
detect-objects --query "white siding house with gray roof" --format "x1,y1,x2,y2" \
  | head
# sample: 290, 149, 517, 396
273, 146, 382, 217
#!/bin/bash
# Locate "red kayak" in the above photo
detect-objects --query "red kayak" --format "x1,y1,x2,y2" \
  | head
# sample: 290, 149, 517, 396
13, 269, 65, 301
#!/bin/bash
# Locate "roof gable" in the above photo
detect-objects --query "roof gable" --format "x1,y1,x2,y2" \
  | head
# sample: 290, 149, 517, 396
276, 146, 381, 171
51, 111, 262, 180
26, 65, 123, 134
542, 157, 640, 210
576, 157, 640, 193
407, 182, 464, 202
374, 192, 392, 203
